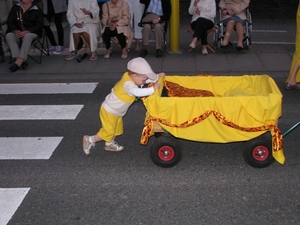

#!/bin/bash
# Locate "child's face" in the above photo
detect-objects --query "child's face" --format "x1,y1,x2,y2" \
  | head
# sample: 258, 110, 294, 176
132, 74, 149, 86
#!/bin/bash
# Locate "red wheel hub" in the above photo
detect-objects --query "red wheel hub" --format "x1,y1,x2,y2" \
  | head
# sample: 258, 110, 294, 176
252, 145, 269, 161
157, 146, 175, 161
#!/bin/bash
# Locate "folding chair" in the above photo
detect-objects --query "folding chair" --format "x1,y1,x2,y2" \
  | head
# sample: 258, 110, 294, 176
28, 29, 50, 64
187, 26, 216, 53
138, 20, 168, 52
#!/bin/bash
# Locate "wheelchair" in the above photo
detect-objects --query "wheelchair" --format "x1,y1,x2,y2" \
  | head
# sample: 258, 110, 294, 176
214, 7, 252, 50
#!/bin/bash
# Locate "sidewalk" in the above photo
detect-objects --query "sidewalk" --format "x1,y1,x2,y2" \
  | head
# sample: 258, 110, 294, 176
0, 18, 296, 81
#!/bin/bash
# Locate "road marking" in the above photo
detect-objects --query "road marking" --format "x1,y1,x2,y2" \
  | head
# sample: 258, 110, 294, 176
252, 29, 287, 33
0, 105, 83, 120
0, 188, 30, 225
0, 83, 98, 94
0, 137, 63, 160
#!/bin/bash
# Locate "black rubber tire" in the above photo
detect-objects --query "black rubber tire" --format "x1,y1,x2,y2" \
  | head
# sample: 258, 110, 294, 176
243, 136, 275, 168
150, 136, 182, 168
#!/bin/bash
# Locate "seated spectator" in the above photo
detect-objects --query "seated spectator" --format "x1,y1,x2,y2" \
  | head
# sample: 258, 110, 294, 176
219, 0, 250, 51
139, 0, 171, 58
188, 0, 216, 55
5, 0, 43, 72
124, 0, 144, 52
101, 0, 132, 59
42, 0, 67, 54
285, 3, 300, 90
65, 0, 100, 61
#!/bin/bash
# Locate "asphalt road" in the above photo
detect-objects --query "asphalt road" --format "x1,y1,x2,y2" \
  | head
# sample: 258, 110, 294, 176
1, 75, 300, 225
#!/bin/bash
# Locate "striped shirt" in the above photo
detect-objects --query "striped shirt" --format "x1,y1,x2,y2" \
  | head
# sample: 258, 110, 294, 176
146, 0, 163, 16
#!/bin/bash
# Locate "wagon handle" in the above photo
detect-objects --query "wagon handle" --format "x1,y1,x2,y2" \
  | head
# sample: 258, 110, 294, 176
282, 121, 300, 137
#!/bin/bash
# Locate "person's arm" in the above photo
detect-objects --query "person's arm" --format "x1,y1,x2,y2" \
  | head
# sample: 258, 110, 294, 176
89, 0, 100, 19
101, 2, 109, 26
230, 0, 250, 15
124, 81, 155, 97
188, 0, 197, 15
160, 0, 171, 22
116, 1, 130, 26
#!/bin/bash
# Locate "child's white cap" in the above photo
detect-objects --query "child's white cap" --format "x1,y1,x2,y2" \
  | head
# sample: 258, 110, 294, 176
127, 57, 156, 80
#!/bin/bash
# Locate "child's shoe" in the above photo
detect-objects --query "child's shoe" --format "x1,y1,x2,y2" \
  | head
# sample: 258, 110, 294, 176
105, 141, 124, 152
82, 135, 95, 155
53, 46, 65, 54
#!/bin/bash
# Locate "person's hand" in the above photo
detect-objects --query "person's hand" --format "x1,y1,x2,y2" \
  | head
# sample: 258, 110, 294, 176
153, 82, 160, 90
109, 22, 117, 31
14, 30, 22, 38
196, 8, 200, 15
194, 0, 200, 7
80, 8, 91, 15
152, 17, 160, 24
75, 23, 83, 28
158, 72, 165, 77
19, 30, 29, 38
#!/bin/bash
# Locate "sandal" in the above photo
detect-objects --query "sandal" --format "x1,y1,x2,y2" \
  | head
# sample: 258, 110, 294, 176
236, 45, 244, 51
135, 45, 140, 52
104, 49, 112, 59
89, 52, 97, 61
285, 83, 300, 90
65, 52, 76, 61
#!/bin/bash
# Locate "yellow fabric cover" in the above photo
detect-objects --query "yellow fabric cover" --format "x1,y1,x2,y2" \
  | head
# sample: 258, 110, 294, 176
141, 75, 284, 164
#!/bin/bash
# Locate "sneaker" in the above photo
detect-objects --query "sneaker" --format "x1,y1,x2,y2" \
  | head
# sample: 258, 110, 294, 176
53, 46, 65, 54
104, 141, 124, 152
48, 46, 57, 53
82, 135, 95, 155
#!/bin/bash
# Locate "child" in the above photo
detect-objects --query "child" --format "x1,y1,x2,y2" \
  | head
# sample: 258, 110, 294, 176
82, 57, 164, 154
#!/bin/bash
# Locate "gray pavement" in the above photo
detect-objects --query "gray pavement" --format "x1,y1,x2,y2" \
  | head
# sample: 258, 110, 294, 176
0, 19, 296, 81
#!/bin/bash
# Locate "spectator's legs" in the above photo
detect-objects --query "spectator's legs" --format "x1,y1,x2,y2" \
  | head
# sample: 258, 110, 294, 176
287, 62, 300, 85
103, 27, 113, 50
153, 23, 164, 50
45, 0, 57, 46
141, 23, 151, 49
222, 20, 234, 46
72, 33, 81, 54
235, 22, 244, 47
5, 32, 20, 59
0, 34, 4, 62
54, 12, 64, 46
81, 32, 91, 51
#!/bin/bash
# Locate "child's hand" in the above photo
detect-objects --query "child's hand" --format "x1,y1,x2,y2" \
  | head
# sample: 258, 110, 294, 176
158, 72, 165, 77
153, 82, 160, 90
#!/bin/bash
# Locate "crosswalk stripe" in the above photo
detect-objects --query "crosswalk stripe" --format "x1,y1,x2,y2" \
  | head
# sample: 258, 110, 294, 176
0, 83, 98, 94
0, 137, 63, 160
0, 105, 83, 120
0, 188, 30, 225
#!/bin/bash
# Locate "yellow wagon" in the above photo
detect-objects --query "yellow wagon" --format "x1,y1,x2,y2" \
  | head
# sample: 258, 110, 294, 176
140, 75, 285, 168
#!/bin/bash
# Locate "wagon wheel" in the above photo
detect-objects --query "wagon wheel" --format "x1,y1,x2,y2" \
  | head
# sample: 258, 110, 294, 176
243, 136, 274, 168
150, 136, 182, 168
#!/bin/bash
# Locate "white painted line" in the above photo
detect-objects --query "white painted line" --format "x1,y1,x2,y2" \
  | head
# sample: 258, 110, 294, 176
252, 30, 287, 33
0, 188, 30, 225
0, 83, 98, 94
0, 105, 83, 120
0, 137, 63, 160
252, 41, 295, 44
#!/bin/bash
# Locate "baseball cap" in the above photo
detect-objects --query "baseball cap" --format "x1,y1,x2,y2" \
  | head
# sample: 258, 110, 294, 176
127, 57, 156, 80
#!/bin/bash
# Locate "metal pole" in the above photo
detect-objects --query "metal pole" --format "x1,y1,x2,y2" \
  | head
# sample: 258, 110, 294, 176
169, 0, 180, 52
